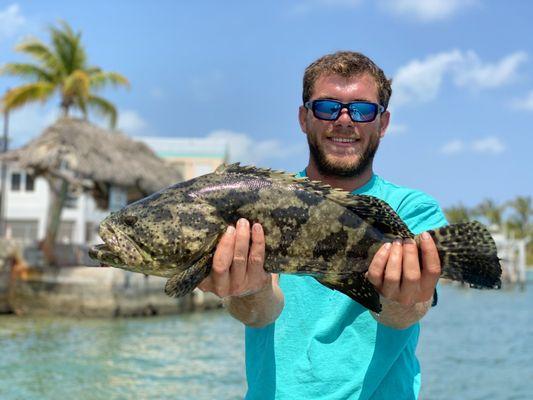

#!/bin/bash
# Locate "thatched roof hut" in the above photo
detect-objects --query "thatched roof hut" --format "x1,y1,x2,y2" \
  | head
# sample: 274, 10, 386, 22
1, 117, 182, 207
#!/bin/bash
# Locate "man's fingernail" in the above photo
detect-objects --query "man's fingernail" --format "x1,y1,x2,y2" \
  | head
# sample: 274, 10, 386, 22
237, 218, 248, 227
383, 242, 392, 250
403, 238, 416, 245
226, 226, 235, 234
421, 232, 430, 240
253, 223, 262, 233
393, 239, 402, 246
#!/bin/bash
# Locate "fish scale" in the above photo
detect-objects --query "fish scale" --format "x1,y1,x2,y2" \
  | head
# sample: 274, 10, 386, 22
89, 163, 502, 312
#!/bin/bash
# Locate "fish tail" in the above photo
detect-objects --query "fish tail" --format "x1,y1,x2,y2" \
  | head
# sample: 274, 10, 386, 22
424, 221, 502, 289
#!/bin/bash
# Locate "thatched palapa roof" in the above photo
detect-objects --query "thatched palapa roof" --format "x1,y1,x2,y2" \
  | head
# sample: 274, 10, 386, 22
1, 117, 182, 205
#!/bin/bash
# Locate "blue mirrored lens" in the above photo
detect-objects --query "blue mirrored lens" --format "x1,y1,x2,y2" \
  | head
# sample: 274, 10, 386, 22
349, 102, 377, 122
313, 100, 341, 120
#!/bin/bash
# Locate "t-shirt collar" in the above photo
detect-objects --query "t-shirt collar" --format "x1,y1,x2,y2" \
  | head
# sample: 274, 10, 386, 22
298, 168, 378, 194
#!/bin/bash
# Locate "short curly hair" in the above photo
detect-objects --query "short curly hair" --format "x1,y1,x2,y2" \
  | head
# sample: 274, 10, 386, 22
302, 51, 392, 110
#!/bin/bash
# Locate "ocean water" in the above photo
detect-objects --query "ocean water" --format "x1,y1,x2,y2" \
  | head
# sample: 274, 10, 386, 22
1, 282, 531, 399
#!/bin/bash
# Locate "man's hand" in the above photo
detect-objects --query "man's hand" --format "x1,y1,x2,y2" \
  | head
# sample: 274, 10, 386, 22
197, 218, 284, 328
365, 232, 441, 328
198, 218, 270, 298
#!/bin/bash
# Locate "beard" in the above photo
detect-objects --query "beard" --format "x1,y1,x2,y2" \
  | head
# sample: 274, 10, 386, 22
307, 131, 380, 178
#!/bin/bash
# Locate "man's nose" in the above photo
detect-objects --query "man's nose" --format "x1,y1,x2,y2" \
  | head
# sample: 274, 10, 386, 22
334, 108, 353, 127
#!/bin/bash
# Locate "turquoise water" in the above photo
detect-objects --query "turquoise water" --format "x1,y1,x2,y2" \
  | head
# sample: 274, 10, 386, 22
1, 283, 531, 399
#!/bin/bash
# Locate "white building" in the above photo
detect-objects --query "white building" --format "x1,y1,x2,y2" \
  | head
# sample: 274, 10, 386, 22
2, 136, 228, 245
3, 166, 108, 245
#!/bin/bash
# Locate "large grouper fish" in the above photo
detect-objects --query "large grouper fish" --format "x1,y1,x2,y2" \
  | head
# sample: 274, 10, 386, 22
89, 163, 501, 312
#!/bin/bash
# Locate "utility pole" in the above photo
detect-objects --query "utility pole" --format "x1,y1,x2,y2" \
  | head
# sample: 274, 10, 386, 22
0, 91, 9, 237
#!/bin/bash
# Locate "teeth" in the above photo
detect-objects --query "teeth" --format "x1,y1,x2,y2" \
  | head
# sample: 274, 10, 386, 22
331, 137, 356, 143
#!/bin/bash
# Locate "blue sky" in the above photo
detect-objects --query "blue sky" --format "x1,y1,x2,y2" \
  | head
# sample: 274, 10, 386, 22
0, 0, 531, 208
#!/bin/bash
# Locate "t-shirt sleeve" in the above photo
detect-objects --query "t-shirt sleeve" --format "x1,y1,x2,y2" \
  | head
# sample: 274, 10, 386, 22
397, 195, 447, 307
399, 196, 448, 235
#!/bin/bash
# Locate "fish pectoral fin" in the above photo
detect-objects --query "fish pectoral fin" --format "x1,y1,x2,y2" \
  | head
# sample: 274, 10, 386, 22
165, 252, 213, 298
317, 272, 382, 313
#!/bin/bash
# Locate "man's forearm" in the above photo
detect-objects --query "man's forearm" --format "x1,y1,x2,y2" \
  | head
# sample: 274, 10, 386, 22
370, 296, 433, 330
223, 277, 284, 328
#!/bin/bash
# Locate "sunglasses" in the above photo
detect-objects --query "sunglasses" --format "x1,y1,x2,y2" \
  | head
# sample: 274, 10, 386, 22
304, 99, 385, 123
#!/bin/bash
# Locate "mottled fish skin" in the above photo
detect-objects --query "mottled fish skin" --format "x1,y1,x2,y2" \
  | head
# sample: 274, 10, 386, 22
89, 163, 502, 313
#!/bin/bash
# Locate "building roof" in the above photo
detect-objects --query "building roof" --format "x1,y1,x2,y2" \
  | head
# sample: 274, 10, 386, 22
0, 117, 182, 199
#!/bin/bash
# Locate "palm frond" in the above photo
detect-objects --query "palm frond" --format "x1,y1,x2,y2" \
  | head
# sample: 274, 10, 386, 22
1, 82, 56, 110
0, 62, 54, 82
63, 70, 90, 99
87, 94, 117, 128
15, 39, 63, 74
90, 71, 130, 90
49, 21, 87, 73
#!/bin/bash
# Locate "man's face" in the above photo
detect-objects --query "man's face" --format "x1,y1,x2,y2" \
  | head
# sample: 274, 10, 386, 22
299, 73, 390, 177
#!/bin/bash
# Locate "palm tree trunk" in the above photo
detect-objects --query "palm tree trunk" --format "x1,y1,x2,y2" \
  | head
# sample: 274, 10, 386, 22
41, 177, 69, 266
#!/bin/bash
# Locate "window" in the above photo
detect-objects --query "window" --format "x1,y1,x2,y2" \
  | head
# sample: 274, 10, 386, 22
9, 171, 35, 192
11, 172, 21, 191
58, 221, 75, 243
25, 174, 35, 191
6, 220, 38, 243
85, 222, 97, 243
64, 193, 78, 209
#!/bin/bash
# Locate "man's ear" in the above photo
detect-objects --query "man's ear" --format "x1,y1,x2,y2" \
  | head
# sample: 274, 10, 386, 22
379, 110, 390, 138
298, 105, 308, 134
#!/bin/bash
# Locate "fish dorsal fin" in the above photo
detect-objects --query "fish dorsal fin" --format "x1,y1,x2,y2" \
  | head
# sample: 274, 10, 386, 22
215, 162, 277, 177
217, 163, 412, 238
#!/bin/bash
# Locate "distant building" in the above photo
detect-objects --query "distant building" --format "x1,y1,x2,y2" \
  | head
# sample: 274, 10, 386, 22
137, 136, 229, 180
3, 166, 107, 245
1, 129, 228, 245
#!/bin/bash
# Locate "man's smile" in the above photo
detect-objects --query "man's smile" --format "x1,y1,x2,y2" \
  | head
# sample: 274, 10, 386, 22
324, 135, 361, 152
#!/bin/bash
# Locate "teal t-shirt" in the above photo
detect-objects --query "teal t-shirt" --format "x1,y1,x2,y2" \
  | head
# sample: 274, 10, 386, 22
244, 173, 447, 400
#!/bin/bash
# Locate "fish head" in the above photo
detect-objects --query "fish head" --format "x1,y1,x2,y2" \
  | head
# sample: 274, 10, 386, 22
89, 187, 224, 277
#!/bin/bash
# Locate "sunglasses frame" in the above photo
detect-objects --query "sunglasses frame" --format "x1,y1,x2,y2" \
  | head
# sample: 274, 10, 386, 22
304, 99, 385, 123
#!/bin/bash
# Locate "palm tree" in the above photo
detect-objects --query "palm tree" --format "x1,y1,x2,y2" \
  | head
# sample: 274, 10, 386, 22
506, 196, 532, 238
444, 203, 471, 224
0, 21, 129, 265
0, 21, 128, 127
472, 199, 503, 228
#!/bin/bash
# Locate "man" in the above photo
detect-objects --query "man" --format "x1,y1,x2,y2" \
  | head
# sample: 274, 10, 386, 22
198, 51, 447, 399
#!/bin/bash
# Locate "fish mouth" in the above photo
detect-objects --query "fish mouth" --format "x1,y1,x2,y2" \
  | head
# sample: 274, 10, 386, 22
88, 244, 123, 267
88, 222, 148, 268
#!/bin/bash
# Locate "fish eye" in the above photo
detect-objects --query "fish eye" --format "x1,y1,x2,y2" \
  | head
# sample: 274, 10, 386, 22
123, 215, 138, 226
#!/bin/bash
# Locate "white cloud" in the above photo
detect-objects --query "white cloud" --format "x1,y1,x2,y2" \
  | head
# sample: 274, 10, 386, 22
0, 4, 26, 39
471, 137, 505, 154
393, 50, 463, 106
392, 50, 528, 107
117, 109, 149, 135
510, 90, 533, 111
440, 139, 465, 155
290, 0, 473, 20
454, 51, 527, 89
381, 0, 478, 22
440, 136, 505, 156
206, 129, 303, 165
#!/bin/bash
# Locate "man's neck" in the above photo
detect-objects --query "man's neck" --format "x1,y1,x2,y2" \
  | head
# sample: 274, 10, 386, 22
305, 162, 374, 193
